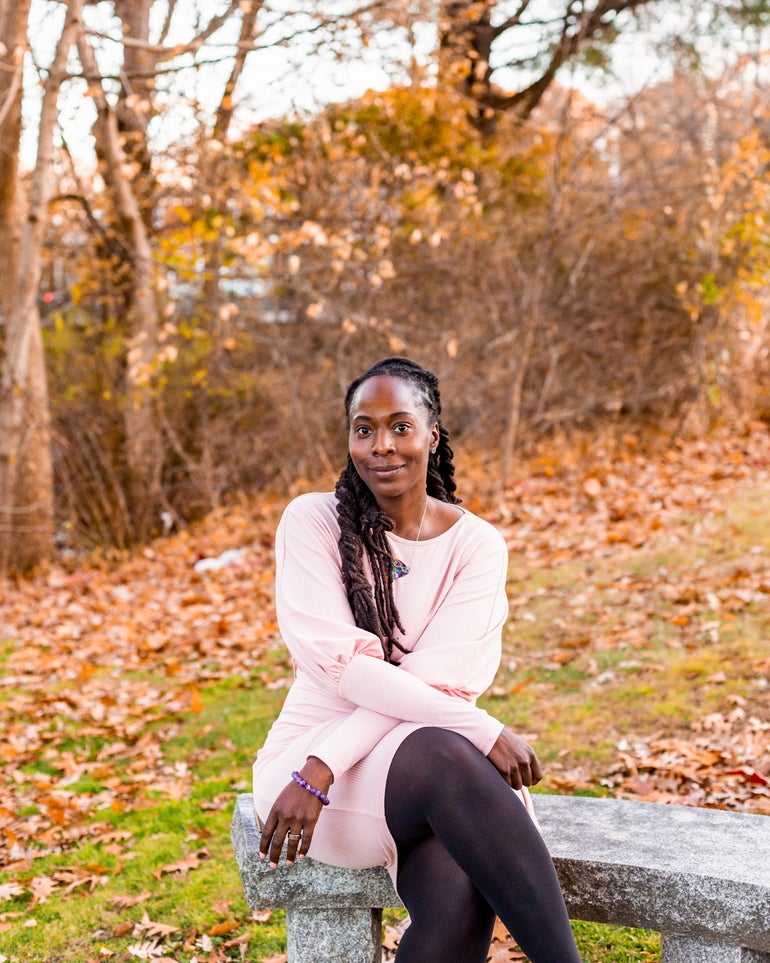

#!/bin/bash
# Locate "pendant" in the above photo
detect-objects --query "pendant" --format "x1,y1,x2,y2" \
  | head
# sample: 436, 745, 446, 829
390, 557, 410, 580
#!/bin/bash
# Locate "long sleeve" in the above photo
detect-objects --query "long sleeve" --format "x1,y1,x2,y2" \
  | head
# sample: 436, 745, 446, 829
337, 656, 504, 753
274, 493, 386, 692
309, 706, 401, 781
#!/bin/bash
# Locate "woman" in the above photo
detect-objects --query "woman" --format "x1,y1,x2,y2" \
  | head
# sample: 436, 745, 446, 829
254, 357, 581, 962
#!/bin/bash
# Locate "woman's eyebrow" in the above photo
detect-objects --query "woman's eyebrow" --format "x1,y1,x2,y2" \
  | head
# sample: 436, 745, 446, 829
351, 410, 415, 421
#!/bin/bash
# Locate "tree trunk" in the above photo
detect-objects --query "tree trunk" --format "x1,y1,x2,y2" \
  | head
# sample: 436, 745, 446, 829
0, 0, 81, 572
0, 0, 29, 304
77, 13, 163, 542
201, 1, 261, 321
0, 0, 31, 572
437, 0, 497, 133
76, 1, 252, 541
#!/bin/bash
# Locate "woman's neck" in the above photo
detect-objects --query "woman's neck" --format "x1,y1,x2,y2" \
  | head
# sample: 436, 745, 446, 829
385, 493, 430, 541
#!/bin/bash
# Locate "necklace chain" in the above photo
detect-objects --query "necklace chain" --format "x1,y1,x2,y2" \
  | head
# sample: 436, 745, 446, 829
413, 496, 428, 543
389, 497, 428, 580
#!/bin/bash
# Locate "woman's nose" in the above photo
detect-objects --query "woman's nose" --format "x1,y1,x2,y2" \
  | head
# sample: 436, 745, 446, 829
372, 429, 395, 454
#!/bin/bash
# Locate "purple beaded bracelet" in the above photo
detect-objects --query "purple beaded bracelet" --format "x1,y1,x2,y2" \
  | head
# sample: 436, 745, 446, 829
291, 770, 330, 806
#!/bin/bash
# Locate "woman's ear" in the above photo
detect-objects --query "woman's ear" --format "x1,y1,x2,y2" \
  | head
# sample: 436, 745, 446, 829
430, 422, 440, 452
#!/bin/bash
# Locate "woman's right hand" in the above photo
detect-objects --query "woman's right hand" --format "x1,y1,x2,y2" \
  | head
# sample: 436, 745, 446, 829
486, 727, 543, 790
259, 757, 333, 868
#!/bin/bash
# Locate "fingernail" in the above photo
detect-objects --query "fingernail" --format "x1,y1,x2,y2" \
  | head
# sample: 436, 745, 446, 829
259, 853, 265, 861
269, 861, 277, 869
286, 859, 294, 866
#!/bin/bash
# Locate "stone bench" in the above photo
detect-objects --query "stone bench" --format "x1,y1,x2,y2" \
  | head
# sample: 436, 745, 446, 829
231, 792, 770, 963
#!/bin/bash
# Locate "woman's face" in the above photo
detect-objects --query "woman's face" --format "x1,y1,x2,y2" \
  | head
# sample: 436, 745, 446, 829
348, 375, 439, 505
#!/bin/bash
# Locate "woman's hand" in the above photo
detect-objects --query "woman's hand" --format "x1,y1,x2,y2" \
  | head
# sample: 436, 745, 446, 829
259, 757, 333, 868
486, 727, 543, 790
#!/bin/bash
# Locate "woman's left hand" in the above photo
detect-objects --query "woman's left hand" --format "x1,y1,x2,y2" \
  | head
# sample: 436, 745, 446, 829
258, 758, 333, 867
486, 727, 543, 790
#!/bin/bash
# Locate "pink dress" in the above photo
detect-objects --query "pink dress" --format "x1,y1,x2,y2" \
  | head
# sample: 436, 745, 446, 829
252, 491, 536, 885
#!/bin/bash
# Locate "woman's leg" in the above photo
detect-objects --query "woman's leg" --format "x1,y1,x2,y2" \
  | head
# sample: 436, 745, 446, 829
393, 833, 496, 963
385, 727, 582, 963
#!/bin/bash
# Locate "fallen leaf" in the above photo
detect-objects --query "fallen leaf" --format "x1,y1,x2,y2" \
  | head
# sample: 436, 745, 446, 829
127, 942, 163, 960
110, 890, 152, 908
29, 876, 57, 905
0, 883, 24, 902
133, 912, 180, 938
152, 848, 209, 879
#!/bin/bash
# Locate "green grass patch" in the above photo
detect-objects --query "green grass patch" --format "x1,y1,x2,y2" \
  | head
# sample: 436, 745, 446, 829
572, 920, 660, 962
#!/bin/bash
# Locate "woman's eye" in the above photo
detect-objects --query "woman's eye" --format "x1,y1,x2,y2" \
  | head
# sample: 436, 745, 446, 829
355, 426, 371, 437
393, 423, 410, 433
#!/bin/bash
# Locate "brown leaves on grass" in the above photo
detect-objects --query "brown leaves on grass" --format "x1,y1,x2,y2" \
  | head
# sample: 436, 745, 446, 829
496, 426, 770, 570
496, 427, 770, 688
489, 425, 770, 817
98, 907, 261, 960
0, 864, 110, 908
0, 503, 285, 875
607, 703, 770, 812
383, 917, 529, 961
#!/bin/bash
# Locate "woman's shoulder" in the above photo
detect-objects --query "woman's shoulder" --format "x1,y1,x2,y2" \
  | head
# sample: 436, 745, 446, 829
281, 491, 339, 531
434, 504, 507, 558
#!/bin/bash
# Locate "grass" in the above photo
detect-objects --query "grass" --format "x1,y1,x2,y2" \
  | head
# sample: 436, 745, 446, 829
570, 922, 659, 962
1, 481, 769, 961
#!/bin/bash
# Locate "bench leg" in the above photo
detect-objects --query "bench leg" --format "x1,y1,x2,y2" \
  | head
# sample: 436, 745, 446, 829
662, 934, 770, 962
286, 905, 383, 963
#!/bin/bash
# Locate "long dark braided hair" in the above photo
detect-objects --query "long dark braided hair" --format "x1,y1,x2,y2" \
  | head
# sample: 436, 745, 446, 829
334, 358, 460, 662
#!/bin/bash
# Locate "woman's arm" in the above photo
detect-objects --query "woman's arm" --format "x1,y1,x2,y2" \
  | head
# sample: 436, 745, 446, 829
336, 654, 504, 753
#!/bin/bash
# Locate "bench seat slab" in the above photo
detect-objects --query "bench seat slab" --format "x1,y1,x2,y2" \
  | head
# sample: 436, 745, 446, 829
538, 795, 770, 953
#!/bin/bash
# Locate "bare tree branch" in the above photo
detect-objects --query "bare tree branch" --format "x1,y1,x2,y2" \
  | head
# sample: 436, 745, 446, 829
84, 0, 243, 64
213, 0, 262, 142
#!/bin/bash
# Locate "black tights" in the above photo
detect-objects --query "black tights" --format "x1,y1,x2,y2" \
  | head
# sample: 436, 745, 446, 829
384, 728, 582, 963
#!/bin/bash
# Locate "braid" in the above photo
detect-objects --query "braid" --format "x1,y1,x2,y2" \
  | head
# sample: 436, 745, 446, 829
427, 424, 459, 505
335, 457, 408, 662
335, 358, 461, 662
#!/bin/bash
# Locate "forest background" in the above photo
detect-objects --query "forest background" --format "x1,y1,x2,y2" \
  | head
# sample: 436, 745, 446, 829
1, 3, 770, 961
2, 0, 770, 570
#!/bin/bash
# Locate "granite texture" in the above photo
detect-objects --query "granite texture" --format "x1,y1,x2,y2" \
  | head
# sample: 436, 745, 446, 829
661, 935, 770, 963
231, 794, 398, 963
231, 791, 770, 962
286, 906, 382, 963
535, 795, 770, 953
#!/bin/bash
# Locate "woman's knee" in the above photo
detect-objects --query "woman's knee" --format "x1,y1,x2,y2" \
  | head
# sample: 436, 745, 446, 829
399, 726, 485, 768
388, 727, 491, 798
